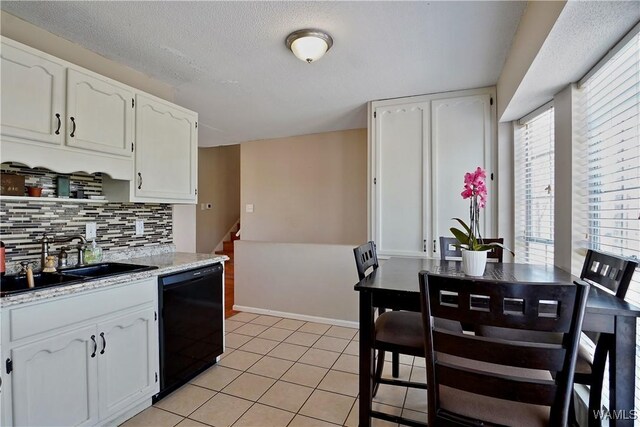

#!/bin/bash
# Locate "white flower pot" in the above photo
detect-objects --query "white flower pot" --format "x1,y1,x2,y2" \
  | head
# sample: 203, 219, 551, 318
462, 250, 487, 277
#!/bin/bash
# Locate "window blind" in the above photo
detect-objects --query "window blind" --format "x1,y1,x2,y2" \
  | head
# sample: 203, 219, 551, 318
579, 27, 639, 413
514, 104, 555, 266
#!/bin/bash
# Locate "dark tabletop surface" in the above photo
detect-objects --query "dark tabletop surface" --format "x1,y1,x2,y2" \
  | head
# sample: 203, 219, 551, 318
354, 258, 640, 317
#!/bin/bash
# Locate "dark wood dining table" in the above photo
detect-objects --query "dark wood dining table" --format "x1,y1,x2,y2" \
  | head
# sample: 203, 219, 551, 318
354, 257, 640, 427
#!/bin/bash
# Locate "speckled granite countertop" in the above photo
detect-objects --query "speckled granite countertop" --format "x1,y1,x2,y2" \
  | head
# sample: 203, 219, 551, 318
1, 251, 228, 308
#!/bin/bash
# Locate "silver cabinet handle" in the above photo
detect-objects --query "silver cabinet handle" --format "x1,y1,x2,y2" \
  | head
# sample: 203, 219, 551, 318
138, 172, 143, 190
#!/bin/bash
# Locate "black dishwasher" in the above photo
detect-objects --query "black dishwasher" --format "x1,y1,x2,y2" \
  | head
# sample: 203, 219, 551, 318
155, 263, 224, 401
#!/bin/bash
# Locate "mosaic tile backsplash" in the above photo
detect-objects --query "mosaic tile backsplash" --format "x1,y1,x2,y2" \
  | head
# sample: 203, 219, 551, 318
1, 163, 173, 271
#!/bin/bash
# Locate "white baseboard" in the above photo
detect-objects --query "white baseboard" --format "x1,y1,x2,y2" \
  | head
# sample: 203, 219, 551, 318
233, 305, 359, 329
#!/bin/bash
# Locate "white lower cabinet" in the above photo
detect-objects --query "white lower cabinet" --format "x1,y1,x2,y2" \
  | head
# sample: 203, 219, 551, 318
0, 278, 159, 426
98, 307, 157, 420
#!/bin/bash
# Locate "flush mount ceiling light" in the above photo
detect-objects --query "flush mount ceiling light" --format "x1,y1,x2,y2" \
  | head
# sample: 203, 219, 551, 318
285, 29, 333, 63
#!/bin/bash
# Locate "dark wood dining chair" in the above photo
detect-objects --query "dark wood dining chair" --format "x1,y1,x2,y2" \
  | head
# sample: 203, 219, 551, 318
419, 272, 589, 427
439, 236, 504, 262
353, 242, 426, 397
572, 250, 638, 427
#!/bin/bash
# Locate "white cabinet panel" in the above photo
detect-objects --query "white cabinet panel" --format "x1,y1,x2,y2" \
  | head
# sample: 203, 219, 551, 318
134, 94, 197, 202
431, 94, 494, 255
11, 325, 99, 427
0, 42, 65, 145
66, 69, 134, 157
374, 102, 430, 256
98, 307, 158, 419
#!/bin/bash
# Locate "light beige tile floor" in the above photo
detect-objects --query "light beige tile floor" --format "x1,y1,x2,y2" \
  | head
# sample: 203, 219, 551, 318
121, 312, 428, 427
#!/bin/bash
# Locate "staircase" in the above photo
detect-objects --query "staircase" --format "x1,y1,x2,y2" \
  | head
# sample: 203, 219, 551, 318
216, 224, 239, 318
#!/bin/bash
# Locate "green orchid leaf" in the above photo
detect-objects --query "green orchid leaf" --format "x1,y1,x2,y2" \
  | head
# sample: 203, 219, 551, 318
449, 227, 470, 246
452, 218, 471, 235
477, 242, 515, 256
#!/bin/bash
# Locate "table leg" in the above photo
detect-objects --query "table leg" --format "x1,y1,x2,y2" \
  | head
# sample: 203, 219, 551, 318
609, 316, 636, 427
359, 291, 374, 427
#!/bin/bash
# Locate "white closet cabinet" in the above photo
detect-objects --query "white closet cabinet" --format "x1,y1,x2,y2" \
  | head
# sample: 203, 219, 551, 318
66, 69, 134, 157
369, 87, 496, 258
0, 42, 66, 146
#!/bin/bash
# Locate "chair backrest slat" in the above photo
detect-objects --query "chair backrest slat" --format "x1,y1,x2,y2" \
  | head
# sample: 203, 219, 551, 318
419, 272, 589, 426
439, 236, 504, 262
579, 249, 638, 298
433, 329, 567, 371
353, 241, 379, 280
437, 362, 558, 407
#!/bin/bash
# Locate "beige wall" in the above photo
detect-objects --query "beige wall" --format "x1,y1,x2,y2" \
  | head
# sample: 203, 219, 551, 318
240, 129, 367, 245
234, 241, 360, 324
0, 11, 174, 101
197, 145, 241, 253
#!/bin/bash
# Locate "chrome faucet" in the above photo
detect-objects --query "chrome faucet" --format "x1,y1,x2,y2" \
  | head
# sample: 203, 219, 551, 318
40, 233, 87, 269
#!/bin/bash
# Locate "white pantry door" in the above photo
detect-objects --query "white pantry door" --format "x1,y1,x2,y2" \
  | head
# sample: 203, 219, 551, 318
431, 93, 494, 257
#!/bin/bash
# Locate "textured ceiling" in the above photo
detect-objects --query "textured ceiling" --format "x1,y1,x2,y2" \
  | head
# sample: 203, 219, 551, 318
501, 1, 640, 122
2, 1, 526, 147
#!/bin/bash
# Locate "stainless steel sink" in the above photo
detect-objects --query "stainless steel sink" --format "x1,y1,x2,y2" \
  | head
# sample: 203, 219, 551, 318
1, 263, 157, 297
60, 262, 156, 278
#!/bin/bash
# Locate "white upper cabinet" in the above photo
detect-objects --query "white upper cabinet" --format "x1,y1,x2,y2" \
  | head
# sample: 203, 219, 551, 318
0, 42, 65, 145
133, 94, 197, 203
1, 37, 198, 192
369, 87, 496, 258
66, 69, 134, 157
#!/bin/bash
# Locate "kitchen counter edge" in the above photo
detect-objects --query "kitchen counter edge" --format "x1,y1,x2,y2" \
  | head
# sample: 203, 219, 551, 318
1, 252, 229, 308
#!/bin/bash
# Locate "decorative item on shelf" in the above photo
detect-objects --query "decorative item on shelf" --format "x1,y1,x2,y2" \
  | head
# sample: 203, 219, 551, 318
0, 174, 25, 196
450, 167, 513, 276
56, 176, 70, 198
26, 186, 43, 197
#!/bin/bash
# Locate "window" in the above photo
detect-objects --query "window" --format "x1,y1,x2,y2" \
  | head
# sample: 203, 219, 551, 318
578, 26, 639, 412
514, 104, 555, 265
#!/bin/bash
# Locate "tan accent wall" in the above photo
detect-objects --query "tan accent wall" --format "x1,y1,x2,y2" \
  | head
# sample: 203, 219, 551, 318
0, 11, 174, 101
197, 145, 241, 253
240, 129, 367, 245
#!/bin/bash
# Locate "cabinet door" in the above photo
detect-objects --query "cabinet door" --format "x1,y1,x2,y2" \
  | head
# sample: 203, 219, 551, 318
97, 307, 158, 419
66, 68, 134, 157
431, 93, 495, 257
10, 325, 99, 427
135, 94, 197, 202
373, 102, 430, 256
0, 41, 65, 145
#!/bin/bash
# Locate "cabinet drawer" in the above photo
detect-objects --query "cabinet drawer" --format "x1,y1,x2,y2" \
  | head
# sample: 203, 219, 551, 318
8, 277, 156, 342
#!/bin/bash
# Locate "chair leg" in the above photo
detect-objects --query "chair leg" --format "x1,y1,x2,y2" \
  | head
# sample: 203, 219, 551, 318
587, 382, 603, 427
372, 349, 385, 397
568, 393, 578, 427
392, 352, 400, 378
